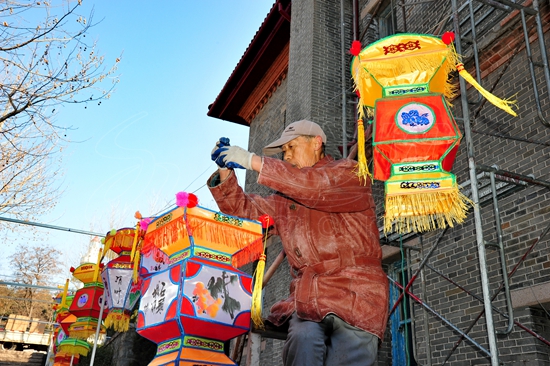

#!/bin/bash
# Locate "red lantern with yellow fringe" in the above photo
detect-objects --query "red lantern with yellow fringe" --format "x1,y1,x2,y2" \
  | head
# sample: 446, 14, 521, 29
350, 33, 516, 234
136, 192, 263, 365
68, 262, 108, 340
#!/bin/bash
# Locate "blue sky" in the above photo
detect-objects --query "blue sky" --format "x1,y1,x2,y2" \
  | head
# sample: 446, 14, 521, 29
1, 1, 274, 281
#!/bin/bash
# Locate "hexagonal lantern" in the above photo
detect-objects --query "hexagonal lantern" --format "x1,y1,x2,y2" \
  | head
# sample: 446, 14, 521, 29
101, 227, 141, 332
137, 205, 263, 365
68, 263, 108, 340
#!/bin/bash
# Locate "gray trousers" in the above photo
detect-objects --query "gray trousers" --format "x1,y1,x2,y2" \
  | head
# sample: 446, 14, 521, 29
282, 312, 378, 366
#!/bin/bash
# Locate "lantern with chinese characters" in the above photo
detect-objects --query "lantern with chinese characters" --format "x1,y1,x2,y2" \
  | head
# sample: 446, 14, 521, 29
140, 244, 170, 278
101, 227, 142, 332
350, 33, 516, 234
68, 261, 108, 339
136, 194, 263, 365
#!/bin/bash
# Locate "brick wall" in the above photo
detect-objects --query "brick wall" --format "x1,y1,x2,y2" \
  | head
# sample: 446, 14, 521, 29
240, 1, 550, 365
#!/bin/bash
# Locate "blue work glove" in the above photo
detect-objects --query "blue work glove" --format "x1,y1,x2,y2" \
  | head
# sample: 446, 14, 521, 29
211, 137, 231, 168
220, 146, 255, 170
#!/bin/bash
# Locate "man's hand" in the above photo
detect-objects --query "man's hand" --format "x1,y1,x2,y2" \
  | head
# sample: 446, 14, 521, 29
211, 137, 231, 169
220, 146, 255, 170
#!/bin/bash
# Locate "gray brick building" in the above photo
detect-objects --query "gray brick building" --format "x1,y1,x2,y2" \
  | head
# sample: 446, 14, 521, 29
208, 0, 550, 365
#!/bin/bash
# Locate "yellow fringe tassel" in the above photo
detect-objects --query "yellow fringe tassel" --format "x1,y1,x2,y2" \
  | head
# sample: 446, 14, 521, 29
354, 119, 373, 184
131, 223, 141, 283
188, 217, 263, 249
231, 237, 264, 268
250, 223, 270, 330
384, 188, 474, 234
132, 246, 141, 283
67, 328, 96, 340
104, 312, 130, 332
58, 344, 89, 357
130, 223, 139, 260
144, 216, 262, 253
456, 63, 517, 116
250, 254, 266, 330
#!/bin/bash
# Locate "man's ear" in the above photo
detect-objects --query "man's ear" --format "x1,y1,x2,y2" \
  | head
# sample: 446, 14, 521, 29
314, 135, 323, 151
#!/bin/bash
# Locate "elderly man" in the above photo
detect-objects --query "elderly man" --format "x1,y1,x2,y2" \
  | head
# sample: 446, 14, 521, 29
208, 120, 388, 366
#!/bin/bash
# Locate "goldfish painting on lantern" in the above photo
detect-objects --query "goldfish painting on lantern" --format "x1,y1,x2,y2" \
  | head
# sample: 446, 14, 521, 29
185, 265, 247, 325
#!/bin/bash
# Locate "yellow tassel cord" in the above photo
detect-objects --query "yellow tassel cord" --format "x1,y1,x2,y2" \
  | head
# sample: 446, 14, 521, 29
384, 187, 474, 234
103, 311, 130, 332
354, 119, 373, 184
251, 254, 267, 330
250, 227, 270, 330
132, 245, 142, 283
456, 63, 517, 116
443, 38, 517, 116
60, 279, 69, 308
131, 223, 141, 283
92, 250, 102, 283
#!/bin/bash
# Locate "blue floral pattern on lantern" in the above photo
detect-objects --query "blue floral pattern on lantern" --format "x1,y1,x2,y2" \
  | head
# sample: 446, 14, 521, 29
396, 103, 435, 134
77, 293, 89, 308
402, 110, 430, 127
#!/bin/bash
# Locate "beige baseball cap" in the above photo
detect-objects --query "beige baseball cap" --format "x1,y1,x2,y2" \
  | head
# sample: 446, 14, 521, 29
263, 120, 327, 156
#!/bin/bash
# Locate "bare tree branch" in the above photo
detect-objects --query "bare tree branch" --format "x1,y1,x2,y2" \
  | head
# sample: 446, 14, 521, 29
0, 0, 120, 221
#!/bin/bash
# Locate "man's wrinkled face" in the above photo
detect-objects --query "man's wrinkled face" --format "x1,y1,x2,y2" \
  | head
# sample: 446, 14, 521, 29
281, 135, 320, 169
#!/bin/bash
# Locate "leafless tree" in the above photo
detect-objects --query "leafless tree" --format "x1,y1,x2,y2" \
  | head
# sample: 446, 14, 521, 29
8, 244, 63, 321
0, 0, 120, 221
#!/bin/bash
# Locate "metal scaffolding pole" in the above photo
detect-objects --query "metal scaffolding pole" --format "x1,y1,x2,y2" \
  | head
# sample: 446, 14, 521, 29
0, 216, 105, 237
451, 0, 500, 364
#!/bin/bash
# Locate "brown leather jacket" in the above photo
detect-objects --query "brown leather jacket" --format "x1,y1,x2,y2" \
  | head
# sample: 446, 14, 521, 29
208, 155, 388, 339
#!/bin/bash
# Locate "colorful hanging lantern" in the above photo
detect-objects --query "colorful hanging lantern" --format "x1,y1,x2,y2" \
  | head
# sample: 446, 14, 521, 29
101, 227, 142, 332
351, 33, 516, 234
52, 328, 81, 365
57, 338, 90, 358
54, 353, 80, 366
136, 193, 263, 365
68, 261, 108, 339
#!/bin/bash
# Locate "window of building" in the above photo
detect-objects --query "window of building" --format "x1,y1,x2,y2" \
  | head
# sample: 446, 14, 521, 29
378, 1, 397, 38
